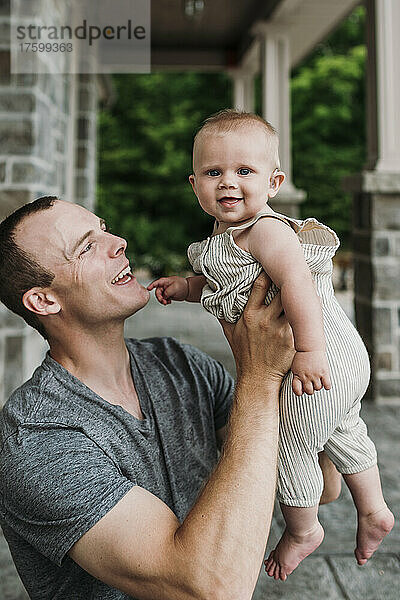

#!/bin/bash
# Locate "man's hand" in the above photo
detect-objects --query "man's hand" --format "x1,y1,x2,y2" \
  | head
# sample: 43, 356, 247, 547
291, 350, 331, 396
147, 276, 189, 305
220, 273, 295, 383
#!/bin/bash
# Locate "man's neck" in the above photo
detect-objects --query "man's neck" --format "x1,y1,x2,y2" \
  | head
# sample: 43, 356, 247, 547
48, 324, 143, 418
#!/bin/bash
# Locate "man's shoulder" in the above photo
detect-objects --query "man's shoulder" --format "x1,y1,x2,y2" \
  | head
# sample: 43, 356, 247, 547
0, 359, 52, 436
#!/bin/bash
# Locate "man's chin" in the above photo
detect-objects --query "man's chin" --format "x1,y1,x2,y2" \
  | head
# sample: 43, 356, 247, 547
126, 287, 150, 317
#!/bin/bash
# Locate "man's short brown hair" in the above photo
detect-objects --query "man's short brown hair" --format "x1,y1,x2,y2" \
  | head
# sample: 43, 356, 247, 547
0, 197, 57, 339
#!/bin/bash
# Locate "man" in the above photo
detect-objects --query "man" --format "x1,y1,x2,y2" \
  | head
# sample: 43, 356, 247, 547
0, 197, 338, 599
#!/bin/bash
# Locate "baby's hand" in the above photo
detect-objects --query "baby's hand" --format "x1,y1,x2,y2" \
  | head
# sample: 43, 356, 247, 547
147, 276, 189, 305
291, 350, 331, 396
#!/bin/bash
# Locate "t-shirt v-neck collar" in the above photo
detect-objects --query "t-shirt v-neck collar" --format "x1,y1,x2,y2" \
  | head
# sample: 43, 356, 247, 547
43, 345, 151, 431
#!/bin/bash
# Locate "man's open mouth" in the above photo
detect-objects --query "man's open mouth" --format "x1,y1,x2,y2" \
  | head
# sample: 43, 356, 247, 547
111, 264, 134, 285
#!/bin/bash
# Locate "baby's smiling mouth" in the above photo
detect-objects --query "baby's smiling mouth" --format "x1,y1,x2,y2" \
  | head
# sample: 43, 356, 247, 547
218, 197, 243, 205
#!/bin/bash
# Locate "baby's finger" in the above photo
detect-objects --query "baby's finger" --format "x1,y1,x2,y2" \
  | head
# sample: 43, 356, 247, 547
155, 287, 167, 304
292, 376, 303, 396
312, 378, 323, 391
147, 277, 170, 291
322, 373, 332, 390
303, 380, 315, 395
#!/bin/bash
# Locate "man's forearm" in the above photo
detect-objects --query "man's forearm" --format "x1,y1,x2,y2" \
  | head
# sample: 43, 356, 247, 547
175, 375, 280, 598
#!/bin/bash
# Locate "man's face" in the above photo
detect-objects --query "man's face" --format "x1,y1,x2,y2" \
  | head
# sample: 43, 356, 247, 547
14, 200, 149, 328
190, 125, 277, 227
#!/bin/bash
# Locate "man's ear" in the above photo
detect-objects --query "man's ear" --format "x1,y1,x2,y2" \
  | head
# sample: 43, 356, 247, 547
268, 169, 285, 198
22, 288, 61, 316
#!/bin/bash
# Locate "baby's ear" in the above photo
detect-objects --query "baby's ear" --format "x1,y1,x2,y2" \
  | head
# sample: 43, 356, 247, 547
189, 174, 197, 193
268, 169, 285, 198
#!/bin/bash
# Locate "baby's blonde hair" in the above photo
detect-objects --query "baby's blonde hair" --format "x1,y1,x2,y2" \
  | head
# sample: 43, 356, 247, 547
193, 109, 281, 169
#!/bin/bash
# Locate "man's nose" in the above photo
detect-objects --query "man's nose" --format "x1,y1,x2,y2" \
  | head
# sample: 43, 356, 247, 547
108, 234, 127, 257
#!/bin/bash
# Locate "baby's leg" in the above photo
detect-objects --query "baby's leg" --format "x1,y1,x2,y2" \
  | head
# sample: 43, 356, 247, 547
265, 504, 324, 581
343, 466, 394, 565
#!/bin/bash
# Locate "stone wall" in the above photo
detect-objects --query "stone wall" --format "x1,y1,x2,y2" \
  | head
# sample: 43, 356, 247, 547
0, 0, 99, 406
350, 172, 400, 402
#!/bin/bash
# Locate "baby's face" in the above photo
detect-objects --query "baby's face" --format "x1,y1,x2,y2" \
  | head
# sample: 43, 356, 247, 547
190, 126, 277, 228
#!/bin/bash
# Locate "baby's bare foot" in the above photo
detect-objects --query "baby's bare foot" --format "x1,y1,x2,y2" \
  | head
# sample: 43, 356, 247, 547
264, 522, 324, 581
355, 506, 394, 565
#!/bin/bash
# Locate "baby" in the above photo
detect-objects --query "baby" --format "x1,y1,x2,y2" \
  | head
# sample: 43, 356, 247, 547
148, 109, 394, 580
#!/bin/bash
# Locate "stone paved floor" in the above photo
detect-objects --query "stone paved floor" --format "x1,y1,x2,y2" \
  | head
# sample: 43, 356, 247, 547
1, 288, 399, 599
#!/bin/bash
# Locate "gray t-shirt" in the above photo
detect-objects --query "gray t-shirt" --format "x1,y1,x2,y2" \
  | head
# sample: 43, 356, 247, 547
0, 337, 234, 599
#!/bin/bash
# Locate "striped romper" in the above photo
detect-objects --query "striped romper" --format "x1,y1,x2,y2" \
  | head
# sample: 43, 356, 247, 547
187, 209, 377, 507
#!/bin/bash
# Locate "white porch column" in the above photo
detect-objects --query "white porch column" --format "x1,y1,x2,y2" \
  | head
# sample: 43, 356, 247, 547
375, 0, 400, 172
229, 68, 255, 112
255, 23, 305, 215
344, 0, 400, 401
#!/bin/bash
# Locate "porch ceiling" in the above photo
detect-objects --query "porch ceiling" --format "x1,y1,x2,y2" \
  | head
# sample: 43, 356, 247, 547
151, 0, 361, 71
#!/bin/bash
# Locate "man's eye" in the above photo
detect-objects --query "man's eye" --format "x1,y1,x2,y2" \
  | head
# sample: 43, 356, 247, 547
207, 169, 221, 177
238, 168, 251, 175
81, 242, 93, 254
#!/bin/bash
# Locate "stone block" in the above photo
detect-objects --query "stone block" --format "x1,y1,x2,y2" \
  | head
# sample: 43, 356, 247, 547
76, 146, 88, 169
375, 261, 400, 300
0, 92, 35, 112
0, 120, 34, 154
377, 352, 393, 371
0, 189, 34, 220
329, 554, 400, 600
253, 556, 345, 600
55, 136, 64, 154
352, 232, 371, 256
354, 258, 372, 299
377, 378, 400, 398
4, 334, 23, 399
0, 18, 9, 44
373, 307, 393, 345
76, 175, 88, 199
0, 305, 25, 329
353, 192, 371, 230
56, 160, 65, 190
77, 117, 90, 140
373, 236, 390, 256
372, 195, 400, 230
15, 73, 38, 86
0, 0, 10, 17
354, 299, 372, 348
12, 162, 44, 184
78, 88, 92, 112
0, 161, 5, 182
0, 50, 10, 84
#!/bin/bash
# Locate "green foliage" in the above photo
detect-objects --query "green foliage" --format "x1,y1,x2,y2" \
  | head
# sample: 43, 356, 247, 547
97, 73, 231, 275
291, 5, 366, 247
97, 6, 366, 271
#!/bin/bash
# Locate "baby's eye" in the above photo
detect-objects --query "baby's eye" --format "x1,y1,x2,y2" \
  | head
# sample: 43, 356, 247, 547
206, 169, 221, 177
238, 168, 252, 175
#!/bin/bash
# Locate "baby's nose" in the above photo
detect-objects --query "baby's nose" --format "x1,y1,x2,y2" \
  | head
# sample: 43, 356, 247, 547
218, 175, 238, 189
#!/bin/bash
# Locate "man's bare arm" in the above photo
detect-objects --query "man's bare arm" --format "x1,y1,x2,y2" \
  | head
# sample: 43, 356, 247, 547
69, 274, 294, 600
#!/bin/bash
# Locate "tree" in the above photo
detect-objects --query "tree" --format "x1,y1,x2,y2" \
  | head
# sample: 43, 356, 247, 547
97, 73, 231, 275
97, 6, 366, 271
291, 6, 366, 246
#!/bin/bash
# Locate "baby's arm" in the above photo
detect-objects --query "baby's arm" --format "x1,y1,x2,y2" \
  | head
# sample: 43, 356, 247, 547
247, 218, 331, 396
147, 275, 207, 305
